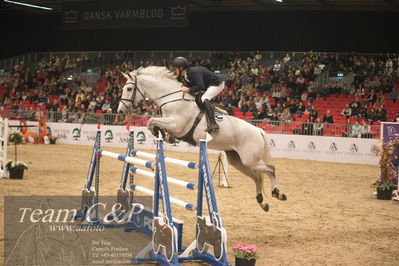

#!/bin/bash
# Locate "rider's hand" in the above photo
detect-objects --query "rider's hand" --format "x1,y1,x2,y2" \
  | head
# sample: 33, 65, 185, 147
181, 86, 190, 93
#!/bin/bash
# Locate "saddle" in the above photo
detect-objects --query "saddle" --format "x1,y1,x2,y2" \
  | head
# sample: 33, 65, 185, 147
153, 93, 227, 146
173, 94, 226, 146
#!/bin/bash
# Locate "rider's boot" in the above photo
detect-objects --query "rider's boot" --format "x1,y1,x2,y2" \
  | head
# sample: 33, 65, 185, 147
203, 99, 219, 133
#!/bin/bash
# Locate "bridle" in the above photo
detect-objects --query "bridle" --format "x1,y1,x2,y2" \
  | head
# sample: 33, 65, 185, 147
120, 71, 194, 115
119, 73, 146, 113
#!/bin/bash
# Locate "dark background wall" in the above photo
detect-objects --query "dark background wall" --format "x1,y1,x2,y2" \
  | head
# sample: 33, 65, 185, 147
1, 11, 398, 60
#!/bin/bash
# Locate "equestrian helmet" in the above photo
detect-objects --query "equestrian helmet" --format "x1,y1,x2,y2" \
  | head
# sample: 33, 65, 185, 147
172, 57, 189, 69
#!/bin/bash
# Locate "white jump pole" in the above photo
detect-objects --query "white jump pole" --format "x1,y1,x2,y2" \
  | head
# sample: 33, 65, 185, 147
130, 184, 196, 211
130, 167, 196, 190
0, 118, 8, 178
97, 150, 154, 169
131, 150, 197, 169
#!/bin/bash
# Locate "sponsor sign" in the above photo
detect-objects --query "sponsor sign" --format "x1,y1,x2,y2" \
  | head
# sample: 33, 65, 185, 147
42, 123, 379, 164
45, 123, 220, 154
267, 134, 379, 165
62, 0, 188, 30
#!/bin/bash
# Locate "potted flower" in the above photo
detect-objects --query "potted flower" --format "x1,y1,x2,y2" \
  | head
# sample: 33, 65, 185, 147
373, 138, 399, 200
6, 160, 28, 179
232, 243, 259, 266
49, 135, 57, 144
372, 180, 397, 200
7, 131, 28, 179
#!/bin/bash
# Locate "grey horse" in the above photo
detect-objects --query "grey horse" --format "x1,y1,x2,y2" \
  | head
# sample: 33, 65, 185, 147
117, 66, 287, 212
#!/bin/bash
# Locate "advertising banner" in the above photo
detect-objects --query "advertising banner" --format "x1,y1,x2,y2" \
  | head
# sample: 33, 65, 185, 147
267, 134, 380, 165
46, 122, 214, 154
9, 121, 380, 165
62, 0, 188, 30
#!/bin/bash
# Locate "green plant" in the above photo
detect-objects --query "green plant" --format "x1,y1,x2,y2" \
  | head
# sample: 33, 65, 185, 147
8, 131, 23, 161
232, 243, 260, 260
6, 160, 29, 171
372, 180, 397, 191
8, 131, 23, 145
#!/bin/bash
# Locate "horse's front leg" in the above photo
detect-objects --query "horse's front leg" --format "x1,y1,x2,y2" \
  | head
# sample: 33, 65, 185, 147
147, 117, 177, 138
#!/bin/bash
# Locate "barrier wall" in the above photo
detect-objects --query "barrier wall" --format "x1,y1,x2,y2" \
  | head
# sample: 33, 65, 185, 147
45, 122, 210, 153
267, 134, 379, 165
8, 122, 380, 165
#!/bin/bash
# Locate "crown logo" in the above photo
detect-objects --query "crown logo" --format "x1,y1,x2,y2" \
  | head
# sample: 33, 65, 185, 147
171, 5, 186, 19
64, 10, 78, 23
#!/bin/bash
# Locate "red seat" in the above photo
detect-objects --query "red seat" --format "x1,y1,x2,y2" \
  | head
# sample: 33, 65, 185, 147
370, 126, 381, 138
323, 124, 333, 136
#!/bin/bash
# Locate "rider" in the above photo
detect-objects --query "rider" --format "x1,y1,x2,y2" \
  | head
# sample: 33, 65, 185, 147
171, 56, 225, 133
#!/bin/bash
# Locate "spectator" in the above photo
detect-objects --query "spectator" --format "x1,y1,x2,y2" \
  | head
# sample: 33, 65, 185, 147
240, 99, 249, 114
341, 104, 352, 119
301, 117, 313, 135
313, 117, 324, 136
308, 105, 318, 122
101, 98, 111, 113
390, 88, 398, 103
261, 108, 275, 120
280, 107, 292, 122
361, 121, 373, 138
254, 96, 264, 112
269, 111, 279, 125
323, 109, 334, 124
350, 120, 363, 138
283, 53, 291, 64
273, 60, 281, 72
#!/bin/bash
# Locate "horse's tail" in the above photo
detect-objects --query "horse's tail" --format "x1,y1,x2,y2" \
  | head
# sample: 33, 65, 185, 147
259, 128, 271, 163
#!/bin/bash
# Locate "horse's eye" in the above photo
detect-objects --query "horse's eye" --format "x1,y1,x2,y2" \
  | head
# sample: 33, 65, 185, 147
127, 87, 133, 92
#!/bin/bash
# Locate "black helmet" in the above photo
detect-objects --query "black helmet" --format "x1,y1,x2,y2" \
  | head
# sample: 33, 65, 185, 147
172, 57, 189, 69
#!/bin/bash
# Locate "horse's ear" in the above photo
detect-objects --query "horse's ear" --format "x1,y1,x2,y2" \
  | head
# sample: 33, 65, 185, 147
122, 72, 130, 80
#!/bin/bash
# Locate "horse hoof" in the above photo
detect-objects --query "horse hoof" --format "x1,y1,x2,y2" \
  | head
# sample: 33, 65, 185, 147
150, 126, 159, 137
272, 188, 287, 201
262, 203, 269, 212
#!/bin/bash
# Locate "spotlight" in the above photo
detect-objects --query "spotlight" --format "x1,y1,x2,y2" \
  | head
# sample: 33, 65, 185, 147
4, 0, 53, 10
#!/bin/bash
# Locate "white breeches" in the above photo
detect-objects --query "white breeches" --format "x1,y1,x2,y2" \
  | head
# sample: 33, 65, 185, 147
201, 82, 225, 102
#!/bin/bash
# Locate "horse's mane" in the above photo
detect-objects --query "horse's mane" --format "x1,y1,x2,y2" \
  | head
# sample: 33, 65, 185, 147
131, 66, 177, 81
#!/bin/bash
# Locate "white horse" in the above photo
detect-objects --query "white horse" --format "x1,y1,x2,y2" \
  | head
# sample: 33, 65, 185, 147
117, 66, 286, 212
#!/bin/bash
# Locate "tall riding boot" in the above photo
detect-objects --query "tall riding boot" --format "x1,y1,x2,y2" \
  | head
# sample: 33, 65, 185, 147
203, 99, 219, 133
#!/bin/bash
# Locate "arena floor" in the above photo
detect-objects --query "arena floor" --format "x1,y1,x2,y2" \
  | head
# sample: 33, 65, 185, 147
1, 144, 399, 266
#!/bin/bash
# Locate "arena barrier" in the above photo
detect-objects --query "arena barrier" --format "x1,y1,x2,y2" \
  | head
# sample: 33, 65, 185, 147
8, 119, 47, 144
74, 127, 230, 266
0, 118, 8, 178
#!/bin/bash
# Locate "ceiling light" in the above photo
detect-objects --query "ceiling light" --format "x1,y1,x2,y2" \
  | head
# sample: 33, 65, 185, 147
276, 0, 283, 2
4, 0, 53, 10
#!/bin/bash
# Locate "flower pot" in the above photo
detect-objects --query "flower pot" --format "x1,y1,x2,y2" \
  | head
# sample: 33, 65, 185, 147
235, 257, 256, 266
376, 187, 393, 200
50, 139, 56, 144
9, 168, 24, 179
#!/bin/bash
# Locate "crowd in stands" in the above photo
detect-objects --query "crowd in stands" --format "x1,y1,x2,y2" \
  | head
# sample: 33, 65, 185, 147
0, 51, 398, 137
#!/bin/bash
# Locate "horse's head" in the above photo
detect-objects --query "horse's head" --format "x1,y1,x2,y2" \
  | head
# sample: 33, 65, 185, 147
117, 72, 146, 114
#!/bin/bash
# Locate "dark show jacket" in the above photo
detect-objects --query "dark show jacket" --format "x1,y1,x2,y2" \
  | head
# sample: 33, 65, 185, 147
186, 67, 225, 95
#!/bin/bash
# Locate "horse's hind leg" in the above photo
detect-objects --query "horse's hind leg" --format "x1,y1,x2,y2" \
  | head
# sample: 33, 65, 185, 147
266, 164, 287, 201
225, 151, 270, 212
